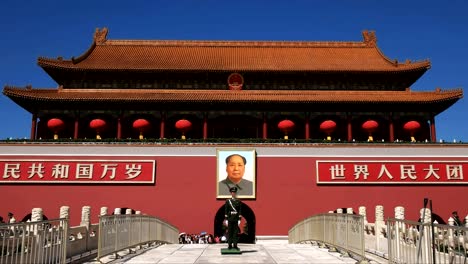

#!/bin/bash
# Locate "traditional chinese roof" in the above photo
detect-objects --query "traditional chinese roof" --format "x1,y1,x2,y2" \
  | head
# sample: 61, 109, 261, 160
3, 86, 462, 114
37, 28, 430, 73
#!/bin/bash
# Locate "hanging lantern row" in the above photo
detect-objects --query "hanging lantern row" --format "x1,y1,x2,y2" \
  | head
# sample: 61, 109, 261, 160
46, 118, 422, 141
278, 119, 420, 142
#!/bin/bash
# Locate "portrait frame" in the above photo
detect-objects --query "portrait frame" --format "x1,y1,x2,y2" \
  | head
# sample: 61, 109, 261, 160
216, 148, 256, 199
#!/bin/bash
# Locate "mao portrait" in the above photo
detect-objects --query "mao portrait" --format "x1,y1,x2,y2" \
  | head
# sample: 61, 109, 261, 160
216, 149, 256, 199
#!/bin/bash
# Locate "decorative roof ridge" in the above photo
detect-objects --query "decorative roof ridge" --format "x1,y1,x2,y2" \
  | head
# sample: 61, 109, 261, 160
38, 28, 108, 65
99, 28, 374, 48
360, 30, 431, 68
374, 45, 431, 69
103, 39, 368, 48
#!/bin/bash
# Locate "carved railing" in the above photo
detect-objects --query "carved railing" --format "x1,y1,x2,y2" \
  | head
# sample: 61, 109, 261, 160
0, 218, 68, 264
97, 214, 179, 261
387, 219, 468, 264
288, 213, 367, 263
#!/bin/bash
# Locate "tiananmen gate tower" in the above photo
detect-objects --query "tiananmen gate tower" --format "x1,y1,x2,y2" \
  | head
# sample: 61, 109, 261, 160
1, 28, 466, 241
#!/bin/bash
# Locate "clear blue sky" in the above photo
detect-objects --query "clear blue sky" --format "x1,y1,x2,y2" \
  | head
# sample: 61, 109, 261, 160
1, 0, 466, 141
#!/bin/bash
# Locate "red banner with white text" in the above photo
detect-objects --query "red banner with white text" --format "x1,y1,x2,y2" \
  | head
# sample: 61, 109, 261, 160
0, 156, 156, 184
316, 158, 468, 184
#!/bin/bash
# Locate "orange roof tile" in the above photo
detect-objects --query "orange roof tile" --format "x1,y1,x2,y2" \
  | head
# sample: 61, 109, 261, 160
3, 86, 462, 105
37, 29, 430, 73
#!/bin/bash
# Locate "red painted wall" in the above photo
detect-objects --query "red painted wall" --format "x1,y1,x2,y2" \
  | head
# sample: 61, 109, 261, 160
1, 155, 466, 235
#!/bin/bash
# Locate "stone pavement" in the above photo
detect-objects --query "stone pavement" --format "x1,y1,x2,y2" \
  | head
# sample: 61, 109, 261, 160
104, 242, 368, 264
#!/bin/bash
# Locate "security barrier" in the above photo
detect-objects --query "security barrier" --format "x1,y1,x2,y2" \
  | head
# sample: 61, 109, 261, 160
0, 218, 68, 264
387, 218, 468, 264
288, 213, 367, 262
97, 214, 179, 261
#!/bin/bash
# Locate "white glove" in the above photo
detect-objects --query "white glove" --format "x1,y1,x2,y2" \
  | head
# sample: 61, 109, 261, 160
224, 220, 228, 226
238, 220, 241, 225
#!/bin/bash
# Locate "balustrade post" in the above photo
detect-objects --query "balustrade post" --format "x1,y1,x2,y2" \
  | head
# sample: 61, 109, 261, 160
31, 208, 43, 235
394, 206, 405, 220
359, 206, 367, 224
32, 208, 43, 222
418, 208, 432, 263
393, 206, 405, 260
100, 207, 108, 216
81, 206, 91, 230
375, 205, 384, 252
60, 206, 70, 219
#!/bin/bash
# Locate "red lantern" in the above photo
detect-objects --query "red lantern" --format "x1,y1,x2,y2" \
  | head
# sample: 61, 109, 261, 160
404, 121, 421, 142
175, 119, 192, 140
47, 118, 65, 140
362, 120, 378, 142
89, 119, 106, 140
320, 120, 336, 141
133, 119, 151, 140
278, 119, 295, 139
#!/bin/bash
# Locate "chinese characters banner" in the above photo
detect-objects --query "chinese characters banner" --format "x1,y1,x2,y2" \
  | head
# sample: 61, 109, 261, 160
316, 159, 468, 184
0, 156, 156, 184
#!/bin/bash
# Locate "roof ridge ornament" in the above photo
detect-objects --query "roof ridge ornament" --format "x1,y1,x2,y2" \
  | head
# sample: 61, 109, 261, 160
362, 30, 377, 47
94, 27, 108, 44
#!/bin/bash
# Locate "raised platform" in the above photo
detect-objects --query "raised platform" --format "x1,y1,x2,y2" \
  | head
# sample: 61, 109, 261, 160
220, 248, 242, 254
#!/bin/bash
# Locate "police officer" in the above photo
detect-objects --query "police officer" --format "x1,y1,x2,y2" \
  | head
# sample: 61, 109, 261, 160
224, 186, 242, 250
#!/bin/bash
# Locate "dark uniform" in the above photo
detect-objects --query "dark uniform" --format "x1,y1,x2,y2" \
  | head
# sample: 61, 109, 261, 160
224, 187, 242, 249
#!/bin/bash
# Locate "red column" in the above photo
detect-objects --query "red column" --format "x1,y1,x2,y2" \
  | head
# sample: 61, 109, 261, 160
203, 113, 208, 139
347, 115, 353, 142
262, 113, 268, 139
430, 116, 437, 142
117, 116, 122, 139
160, 112, 166, 139
389, 114, 394, 142
74, 117, 79, 139
30, 114, 37, 140
305, 114, 310, 140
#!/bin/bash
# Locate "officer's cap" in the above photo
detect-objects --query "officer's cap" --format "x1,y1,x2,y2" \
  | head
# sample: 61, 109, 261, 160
229, 187, 238, 193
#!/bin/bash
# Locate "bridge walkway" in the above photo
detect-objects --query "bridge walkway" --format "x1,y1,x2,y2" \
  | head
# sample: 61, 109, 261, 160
114, 242, 364, 264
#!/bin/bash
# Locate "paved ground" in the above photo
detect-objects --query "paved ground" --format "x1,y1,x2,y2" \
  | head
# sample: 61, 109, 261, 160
103, 243, 364, 264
